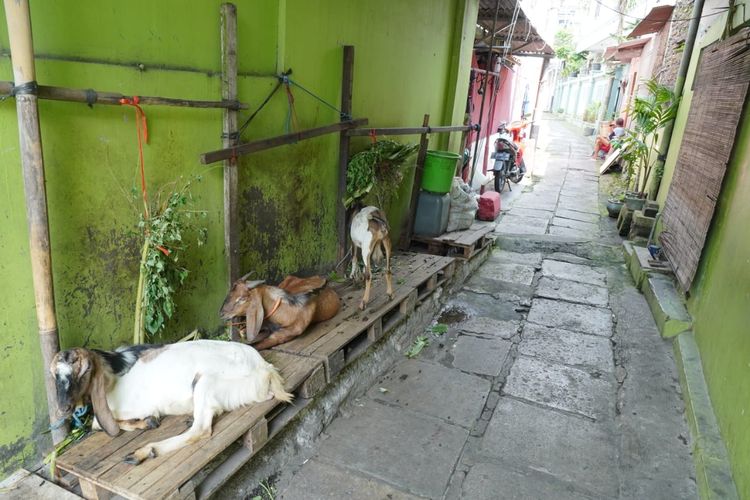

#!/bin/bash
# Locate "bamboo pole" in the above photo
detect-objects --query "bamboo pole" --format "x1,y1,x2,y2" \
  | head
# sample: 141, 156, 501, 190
399, 114, 430, 249
337, 45, 354, 263
3, 0, 67, 444
199, 118, 367, 164
221, 3, 240, 341
0, 81, 247, 109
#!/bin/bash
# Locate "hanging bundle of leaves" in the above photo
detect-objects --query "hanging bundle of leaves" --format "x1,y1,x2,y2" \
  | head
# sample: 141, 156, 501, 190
133, 178, 207, 344
345, 140, 419, 209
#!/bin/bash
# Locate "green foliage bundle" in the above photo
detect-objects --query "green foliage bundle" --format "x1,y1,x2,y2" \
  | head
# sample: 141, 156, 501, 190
583, 102, 601, 123
613, 79, 678, 196
345, 140, 418, 209
133, 178, 207, 344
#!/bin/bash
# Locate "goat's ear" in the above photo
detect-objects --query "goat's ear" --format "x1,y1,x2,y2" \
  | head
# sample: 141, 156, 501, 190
244, 279, 265, 290
89, 359, 119, 437
245, 289, 265, 343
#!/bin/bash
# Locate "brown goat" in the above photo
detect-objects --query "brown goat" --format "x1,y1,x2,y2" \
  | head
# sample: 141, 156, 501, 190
220, 274, 341, 350
350, 206, 393, 309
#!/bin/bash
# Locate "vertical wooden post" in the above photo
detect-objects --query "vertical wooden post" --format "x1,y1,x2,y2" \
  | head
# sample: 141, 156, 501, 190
337, 45, 354, 265
221, 3, 240, 339
399, 114, 430, 249
3, 0, 66, 444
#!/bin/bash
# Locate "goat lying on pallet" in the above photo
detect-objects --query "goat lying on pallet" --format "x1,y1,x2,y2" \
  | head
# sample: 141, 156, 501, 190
350, 206, 393, 310
50, 340, 292, 465
220, 274, 341, 350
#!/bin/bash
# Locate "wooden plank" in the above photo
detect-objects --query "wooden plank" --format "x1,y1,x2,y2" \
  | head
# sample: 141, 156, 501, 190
80, 478, 112, 500
298, 363, 327, 398
271, 253, 426, 355
454, 224, 494, 246
127, 352, 317, 499
59, 352, 318, 500
400, 114, 430, 249
347, 124, 472, 136
221, 3, 240, 344
0, 81, 247, 110
337, 45, 355, 263
241, 418, 268, 453
200, 118, 368, 164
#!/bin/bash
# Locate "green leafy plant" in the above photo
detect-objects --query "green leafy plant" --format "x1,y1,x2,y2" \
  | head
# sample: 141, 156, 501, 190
405, 336, 430, 358
582, 102, 601, 123
133, 178, 207, 344
612, 79, 678, 197
345, 140, 418, 209
554, 29, 588, 77
427, 323, 448, 336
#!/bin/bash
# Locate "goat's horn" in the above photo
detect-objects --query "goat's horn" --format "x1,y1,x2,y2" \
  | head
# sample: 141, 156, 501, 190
240, 270, 256, 281
244, 279, 266, 290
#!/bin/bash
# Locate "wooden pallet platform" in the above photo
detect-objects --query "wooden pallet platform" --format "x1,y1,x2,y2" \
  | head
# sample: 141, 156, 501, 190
273, 252, 455, 379
411, 221, 495, 259
55, 351, 324, 500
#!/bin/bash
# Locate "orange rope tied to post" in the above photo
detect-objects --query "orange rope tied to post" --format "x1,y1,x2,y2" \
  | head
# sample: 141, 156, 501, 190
119, 96, 150, 219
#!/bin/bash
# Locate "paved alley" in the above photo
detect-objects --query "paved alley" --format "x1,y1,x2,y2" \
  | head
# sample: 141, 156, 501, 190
271, 116, 697, 500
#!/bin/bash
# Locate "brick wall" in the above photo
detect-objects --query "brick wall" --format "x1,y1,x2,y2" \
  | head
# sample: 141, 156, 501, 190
658, 0, 694, 87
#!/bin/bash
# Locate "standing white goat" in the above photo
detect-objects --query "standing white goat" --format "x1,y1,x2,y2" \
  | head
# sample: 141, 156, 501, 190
51, 340, 292, 465
350, 206, 394, 309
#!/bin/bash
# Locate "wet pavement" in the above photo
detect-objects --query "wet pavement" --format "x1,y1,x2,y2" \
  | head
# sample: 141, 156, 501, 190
273, 115, 697, 499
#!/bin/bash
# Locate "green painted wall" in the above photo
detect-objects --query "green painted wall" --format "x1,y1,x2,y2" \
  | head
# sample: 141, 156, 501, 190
0, 0, 478, 477
655, 5, 750, 497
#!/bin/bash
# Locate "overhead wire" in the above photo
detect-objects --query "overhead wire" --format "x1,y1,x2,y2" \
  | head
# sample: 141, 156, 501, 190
592, 0, 729, 23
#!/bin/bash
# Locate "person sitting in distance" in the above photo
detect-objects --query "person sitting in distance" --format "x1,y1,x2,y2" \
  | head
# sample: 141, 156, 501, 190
592, 117, 625, 159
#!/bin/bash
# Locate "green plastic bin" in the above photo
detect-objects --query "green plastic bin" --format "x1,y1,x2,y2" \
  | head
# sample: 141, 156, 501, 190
421, 150, 460, 194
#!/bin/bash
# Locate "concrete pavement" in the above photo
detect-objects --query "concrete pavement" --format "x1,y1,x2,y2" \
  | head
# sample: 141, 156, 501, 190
269, 116, 697, 500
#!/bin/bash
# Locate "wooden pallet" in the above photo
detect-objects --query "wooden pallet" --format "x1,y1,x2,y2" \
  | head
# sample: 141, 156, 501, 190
272, 252, 455, 379
411, 221, 495, 259
55, 351, 324, 500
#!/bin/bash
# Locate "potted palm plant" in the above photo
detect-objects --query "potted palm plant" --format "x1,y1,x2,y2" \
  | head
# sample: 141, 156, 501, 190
613, 79, 678, 201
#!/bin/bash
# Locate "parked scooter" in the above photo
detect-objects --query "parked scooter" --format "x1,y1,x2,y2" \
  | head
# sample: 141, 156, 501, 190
491, 121, 528, 193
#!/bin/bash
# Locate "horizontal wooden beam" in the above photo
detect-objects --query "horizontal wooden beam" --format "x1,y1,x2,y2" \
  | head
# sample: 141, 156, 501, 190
347, 124, 474, 137
200, 118, 368, 164
0, 81, 247, 110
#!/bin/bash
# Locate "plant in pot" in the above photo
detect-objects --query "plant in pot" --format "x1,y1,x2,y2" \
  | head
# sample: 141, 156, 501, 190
605, 173, 628, 218
612, 79, 678, 203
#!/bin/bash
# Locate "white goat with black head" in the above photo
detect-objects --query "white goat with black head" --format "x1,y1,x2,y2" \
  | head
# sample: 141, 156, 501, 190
51, 340, 292, 465
350, 206, 393, 309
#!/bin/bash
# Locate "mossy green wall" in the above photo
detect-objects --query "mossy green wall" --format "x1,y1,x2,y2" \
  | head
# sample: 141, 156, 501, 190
655, 5, 750, 497
0, 0, 477, 476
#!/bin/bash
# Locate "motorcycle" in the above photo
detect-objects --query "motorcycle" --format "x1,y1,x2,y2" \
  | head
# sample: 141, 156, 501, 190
491, 120, 528, 193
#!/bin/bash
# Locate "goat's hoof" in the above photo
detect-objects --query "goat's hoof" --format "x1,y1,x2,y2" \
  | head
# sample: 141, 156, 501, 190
387, 293, 394, 301
184, 416, 194, 427
149, 448, 158, 459
124, 453, 142, 465
145, 416, 160, 429
359, 301, 366, 310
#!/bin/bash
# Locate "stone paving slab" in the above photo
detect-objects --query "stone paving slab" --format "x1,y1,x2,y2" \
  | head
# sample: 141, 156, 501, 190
495, 221, 548, 235
503, 207, 554, 220
317, 399, 468, 499
519, 322, 614, 373
536, 276, 609, 307
555, 208, 600, 223
450, 291, 524, 322
488, 249, 543, 267
452, 335, 513, 377
279, 459, 421, 500
477, 261, 536, 286
551, 216, 599, 232
549, 225, 592, 239
541, 259, 607, 286
503, 356, 615, 421
559, 193, 599, 205
527, 298, 613, 336
479, 398, 618, 498
547, 252, 594, 265
556, 200, 600, 215
459, 316, 520, 340
369, 359, 490, 427
461, 462, 597, 500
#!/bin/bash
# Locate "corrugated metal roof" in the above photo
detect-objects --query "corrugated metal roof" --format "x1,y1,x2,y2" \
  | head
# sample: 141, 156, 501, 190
475, 0, 553, 57
627, 5, 675, 38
